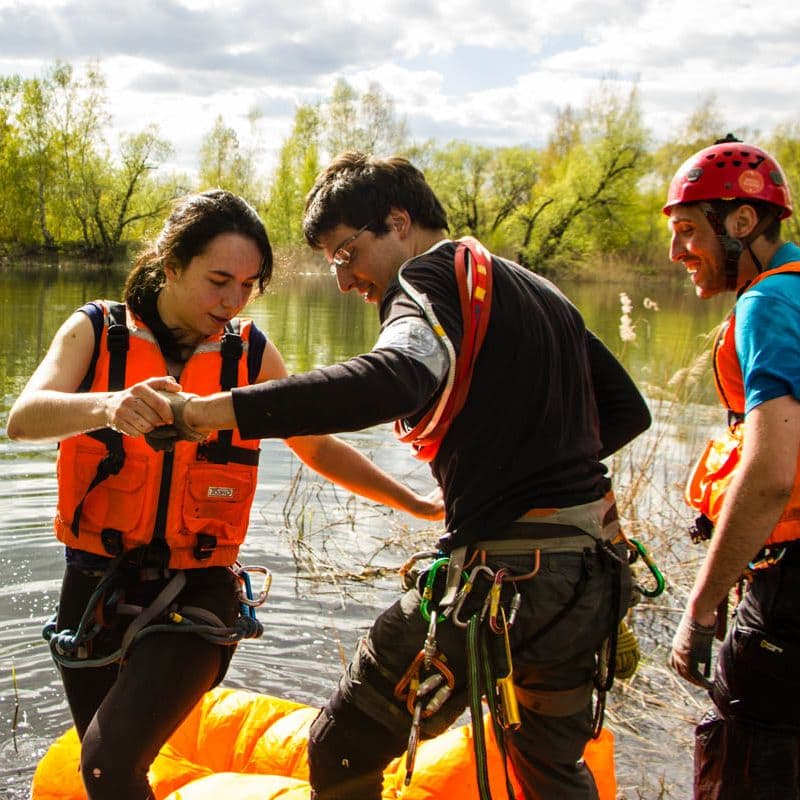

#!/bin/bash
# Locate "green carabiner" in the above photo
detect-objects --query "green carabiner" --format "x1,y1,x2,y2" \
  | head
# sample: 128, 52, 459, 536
420, 557, 451, 623
629, 538, 665, 598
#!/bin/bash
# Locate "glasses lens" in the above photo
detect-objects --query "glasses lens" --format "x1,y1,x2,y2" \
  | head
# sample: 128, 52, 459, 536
332, 248, 350, 269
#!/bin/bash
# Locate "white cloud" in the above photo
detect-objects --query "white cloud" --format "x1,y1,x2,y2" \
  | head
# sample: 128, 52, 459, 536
1, 0, 798, 177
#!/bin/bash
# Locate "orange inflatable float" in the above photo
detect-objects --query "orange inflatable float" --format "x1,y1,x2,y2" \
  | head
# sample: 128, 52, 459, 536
32, 686, 616, 799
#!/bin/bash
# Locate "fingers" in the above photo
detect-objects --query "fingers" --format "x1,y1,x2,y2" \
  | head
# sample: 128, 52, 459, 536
668, 648, 714, 690
106, 378, 183, 437
415, 487, 445, 520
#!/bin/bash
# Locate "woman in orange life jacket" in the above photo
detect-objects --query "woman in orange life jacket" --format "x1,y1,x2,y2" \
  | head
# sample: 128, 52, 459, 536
6, 189, 443, 800
664, 136, 800, 799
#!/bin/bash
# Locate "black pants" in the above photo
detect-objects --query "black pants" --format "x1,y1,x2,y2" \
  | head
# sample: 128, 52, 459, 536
695, 560, 800, 799
309, 544, 632, 800
55, 563, 240, 800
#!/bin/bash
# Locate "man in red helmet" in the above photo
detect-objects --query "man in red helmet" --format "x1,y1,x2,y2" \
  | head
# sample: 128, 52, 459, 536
665, 134, 800, 798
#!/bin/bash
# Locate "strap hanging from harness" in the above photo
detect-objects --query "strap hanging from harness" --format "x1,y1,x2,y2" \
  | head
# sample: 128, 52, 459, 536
71, 303, 129, 538
466, 612, 517, 800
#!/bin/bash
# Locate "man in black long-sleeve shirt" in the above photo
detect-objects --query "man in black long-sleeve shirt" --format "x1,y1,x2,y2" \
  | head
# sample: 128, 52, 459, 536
183, 152, 651, 799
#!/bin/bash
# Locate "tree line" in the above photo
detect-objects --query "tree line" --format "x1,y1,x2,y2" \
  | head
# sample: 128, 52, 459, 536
1, 60, 798, 270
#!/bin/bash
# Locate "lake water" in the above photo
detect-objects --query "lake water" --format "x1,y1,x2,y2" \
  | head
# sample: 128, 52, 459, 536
0, 259, 732, 799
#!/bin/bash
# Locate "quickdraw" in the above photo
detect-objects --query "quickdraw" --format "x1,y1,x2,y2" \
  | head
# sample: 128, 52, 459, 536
397, 551, 527, 796
394, 648, 456, 786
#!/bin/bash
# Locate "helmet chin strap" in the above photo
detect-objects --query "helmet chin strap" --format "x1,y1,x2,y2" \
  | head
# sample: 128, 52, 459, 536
700, 204, 776, 290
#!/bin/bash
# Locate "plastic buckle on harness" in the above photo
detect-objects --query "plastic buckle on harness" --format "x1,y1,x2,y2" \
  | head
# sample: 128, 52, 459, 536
689, 513, 714, 543
193, 533, 217, 561
196, 441, 228, 464
100, 528, 124, 557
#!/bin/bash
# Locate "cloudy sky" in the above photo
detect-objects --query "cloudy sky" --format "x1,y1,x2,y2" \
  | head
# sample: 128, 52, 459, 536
2, 0, 799, 179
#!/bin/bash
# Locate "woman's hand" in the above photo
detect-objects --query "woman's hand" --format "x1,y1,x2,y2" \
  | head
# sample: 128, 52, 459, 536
104, 377, 181, 437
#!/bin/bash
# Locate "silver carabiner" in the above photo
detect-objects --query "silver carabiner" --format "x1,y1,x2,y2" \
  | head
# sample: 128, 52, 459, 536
234, 564, 272, 607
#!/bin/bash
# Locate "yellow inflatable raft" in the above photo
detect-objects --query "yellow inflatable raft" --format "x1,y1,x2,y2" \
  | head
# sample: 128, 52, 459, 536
32, 687, 616, 799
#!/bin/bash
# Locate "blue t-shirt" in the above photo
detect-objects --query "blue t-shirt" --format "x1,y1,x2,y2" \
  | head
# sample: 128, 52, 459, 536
735, 242, 800, 414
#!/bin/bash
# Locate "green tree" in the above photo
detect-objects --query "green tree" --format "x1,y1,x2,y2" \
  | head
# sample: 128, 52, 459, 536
198, 114, 255, 198
17, 74, 58, 248
425, 143, 538, 250
0, 75, 35, 244
86, 126, 176, 261
266, 104, 321, 246
516, 84, 649, 271
324, 78, 408, 158
767, 122, 800, 244
651, 96, 727, 186
3, 60, 178, 260
49, 61, 112, 248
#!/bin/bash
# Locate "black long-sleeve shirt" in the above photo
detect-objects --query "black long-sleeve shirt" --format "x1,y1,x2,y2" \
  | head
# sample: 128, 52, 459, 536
233, 241, 650, 547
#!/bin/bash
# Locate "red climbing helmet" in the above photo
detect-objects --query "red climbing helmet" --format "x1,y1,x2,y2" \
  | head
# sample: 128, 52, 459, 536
663, 135, 793, 219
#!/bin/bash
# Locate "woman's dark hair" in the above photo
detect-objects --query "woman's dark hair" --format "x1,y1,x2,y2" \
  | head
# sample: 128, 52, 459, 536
125, 189, 272, 311
123, 190, 272, 358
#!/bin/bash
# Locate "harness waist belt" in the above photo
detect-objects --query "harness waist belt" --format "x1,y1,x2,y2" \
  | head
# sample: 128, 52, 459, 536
472, 533, 609, 556
472, 494, 622, 555
514, 494, 620, 539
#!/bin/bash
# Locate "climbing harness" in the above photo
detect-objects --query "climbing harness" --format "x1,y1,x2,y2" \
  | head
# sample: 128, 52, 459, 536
395, 495, 665, 796
43, 560, 270, 670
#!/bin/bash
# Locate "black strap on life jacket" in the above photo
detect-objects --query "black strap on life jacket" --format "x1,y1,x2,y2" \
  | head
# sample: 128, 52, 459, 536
71, 303, 129, 538
191, 319, 260, 562
196, 319, 259, 467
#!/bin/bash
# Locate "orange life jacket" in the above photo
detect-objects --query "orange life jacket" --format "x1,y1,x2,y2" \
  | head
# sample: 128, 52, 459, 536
54, 302, 261, 569
685, 262, 800, 545
394, 237, 493, 462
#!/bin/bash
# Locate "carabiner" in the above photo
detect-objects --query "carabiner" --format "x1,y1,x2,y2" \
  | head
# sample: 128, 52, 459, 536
235, 564, 272, 607
628, 539, 665, 598
420, 557, 453, 623
488, 568, 507, 634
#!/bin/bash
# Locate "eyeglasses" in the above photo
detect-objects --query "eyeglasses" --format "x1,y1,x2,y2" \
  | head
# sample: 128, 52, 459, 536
329, 224, 370, 272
